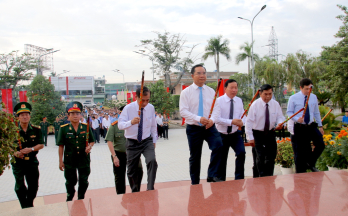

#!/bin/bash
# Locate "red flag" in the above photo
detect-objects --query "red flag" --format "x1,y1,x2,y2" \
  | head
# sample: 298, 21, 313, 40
19, 91, 27, 102
117, 90, 119, 95
132, 91, 136, 100
166, 87, 169, 93
127, 93, 131, 104
218, 79, 228, 97
1, 89, 13, 114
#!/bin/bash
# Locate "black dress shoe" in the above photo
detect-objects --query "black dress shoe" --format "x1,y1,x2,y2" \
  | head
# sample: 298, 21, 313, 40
309, 166, 320, 172
207, 177, 223, 182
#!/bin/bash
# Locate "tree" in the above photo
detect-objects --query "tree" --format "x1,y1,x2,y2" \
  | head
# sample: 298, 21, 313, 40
229, 73, 253, 107
0, 51, 36, 90
235, 41, 259, 75
26, 75, 65, 125
202, 35, 231, 80
321, 4, 348, 112
148, 80, 175, 115
137, 31, 198, 92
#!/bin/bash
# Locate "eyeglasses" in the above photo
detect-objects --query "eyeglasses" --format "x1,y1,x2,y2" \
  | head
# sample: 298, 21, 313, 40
194, 72, 206, 76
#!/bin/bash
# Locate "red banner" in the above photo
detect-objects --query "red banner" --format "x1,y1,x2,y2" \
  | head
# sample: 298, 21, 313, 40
166, 87, 169, 93
1, 89, 13, 114
132, 91, 136, 100
127, 93, 131, 104
19, 91, 27, 102
218, 79, 229, 97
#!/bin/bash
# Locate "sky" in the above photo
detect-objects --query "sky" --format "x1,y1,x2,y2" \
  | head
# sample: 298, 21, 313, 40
0, 0, 346, 84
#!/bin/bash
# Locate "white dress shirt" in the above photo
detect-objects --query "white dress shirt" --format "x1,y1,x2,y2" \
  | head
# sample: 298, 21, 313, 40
179, 83, 220, 125
245, 98, 285, 141
91, 119, 100, 129
287, 119, 294, 135
156, 116, 163, 125
118, 101, 158, 143
102, 118, 111, 129
214, 94, 245, 134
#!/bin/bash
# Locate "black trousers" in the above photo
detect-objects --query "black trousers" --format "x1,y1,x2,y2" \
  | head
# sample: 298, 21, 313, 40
162, 126, 168, 139
12, 160, 39, 209
252, 130, 277, 177
103, 128, 108, 139
55, 130, 59, 143
157, 124, 163, 137
252, 147, 259, 178
186, 124, 223, 184
64, 166, 91, 201
292, 124, 325, 173
93, 128, 100, 142
42, 133, 47, 146
126, 138, 157, 192
100, 127, 104, 138
111, 151, 143, 194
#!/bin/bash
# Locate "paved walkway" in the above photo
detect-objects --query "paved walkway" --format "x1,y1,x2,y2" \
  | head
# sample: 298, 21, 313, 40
0, 128, 280, 203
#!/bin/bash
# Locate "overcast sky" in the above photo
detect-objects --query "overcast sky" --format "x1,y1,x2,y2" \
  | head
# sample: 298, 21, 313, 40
1, 0, 346, 84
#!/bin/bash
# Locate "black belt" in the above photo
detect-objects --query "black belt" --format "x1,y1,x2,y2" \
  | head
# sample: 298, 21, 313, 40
187, 124, 206, 128
295, 123, 314, 127
128, 136, 152, 144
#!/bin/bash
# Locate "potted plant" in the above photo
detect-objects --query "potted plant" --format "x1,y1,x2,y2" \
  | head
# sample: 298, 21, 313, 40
320, 131, 348, 170
0, 102, 20, 176
275, 138, 295, 174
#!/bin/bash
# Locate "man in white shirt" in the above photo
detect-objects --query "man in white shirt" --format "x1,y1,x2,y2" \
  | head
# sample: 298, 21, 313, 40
102, 114, 111, 143
156, 113, 163, 138
179, 64, 223, 185
118, 86, 158, 192
245, 84, 285, 177
214, 79, 245, 180
91, 114, 100, 143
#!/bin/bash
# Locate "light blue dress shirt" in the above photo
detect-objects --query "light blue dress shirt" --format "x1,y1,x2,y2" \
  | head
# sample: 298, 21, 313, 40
286, 91, 322, 127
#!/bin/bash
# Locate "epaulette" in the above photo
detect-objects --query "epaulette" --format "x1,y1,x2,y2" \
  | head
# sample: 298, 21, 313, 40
111, 120, 118, 126
82, 123, 87, 125
61, 124, 69, 127
32, 125, 41, 129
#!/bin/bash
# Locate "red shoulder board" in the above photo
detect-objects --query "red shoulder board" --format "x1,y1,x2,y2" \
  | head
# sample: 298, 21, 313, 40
111, 120, 118, 126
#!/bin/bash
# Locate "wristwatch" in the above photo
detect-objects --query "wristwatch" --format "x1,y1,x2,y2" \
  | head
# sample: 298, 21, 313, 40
31, 147, 35, 152
113, 154, 117, 158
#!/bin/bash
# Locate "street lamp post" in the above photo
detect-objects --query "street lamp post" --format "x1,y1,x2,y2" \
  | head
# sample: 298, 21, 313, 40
134, 51, 155, 83
57, 70, 69, 97
238, 5, 266, 94
37, 49, 60, 75
112, 69, 125, 100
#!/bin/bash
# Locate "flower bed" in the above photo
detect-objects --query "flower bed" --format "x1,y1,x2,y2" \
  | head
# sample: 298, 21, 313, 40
275, 138, 294, 168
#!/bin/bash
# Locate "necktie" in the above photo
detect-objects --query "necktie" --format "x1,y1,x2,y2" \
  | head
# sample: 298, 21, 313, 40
227, 99, 234, 134
198, 87, 203, 125
304, 96, 310, 124
264, 104, 270, 132
137, 108, 144, 142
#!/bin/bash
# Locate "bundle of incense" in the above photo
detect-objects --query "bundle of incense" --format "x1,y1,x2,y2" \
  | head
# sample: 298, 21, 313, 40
208, 78, 223, 119
302, 86, 313, 118
279, 108, 305, 127
238, 89, 260, 131
321, 109, 333, 122
138, 71, 145, 116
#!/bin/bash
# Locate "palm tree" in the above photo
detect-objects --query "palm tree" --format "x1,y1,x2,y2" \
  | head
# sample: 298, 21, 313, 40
202, 35, 231, 80
235, 41, 259, 75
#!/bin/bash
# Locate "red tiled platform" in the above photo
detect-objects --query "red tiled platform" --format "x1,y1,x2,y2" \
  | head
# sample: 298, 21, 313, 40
46, 171, 348, 215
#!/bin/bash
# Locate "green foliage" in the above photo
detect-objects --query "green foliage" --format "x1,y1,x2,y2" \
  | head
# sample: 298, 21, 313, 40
319, 105, 341, 131
206, 82, 217, 91
103, 99, 127, 109
0, 102, 20, 176
229, 73, 253, 108
202, 35, 231, 79
315, 91, 331, 105
0, 51, 36, 90
275, 139, 295, 168
26, 75, 65, 125
149, 80, 175, 115
235, 41, 259, 75
172, 95, 180, 108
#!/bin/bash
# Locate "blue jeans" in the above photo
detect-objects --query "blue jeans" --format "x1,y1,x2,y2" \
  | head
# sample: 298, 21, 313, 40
186, 124, 223, 184
219, 131, 246, 180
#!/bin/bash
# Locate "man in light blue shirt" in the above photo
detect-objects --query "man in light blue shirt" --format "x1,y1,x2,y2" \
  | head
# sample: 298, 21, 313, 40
287, 78, 324, 173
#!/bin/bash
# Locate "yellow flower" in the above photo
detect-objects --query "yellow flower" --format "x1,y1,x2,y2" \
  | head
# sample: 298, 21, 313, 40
330, 141, 335, 145
339, 144, 341, 146
337, 151, 342, 155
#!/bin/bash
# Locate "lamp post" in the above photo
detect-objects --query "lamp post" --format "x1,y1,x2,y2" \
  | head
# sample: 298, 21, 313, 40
57, 70, 69, 97
134, 50, 155, 83
112, 69, 126, 100
238, 5, 266, 94
37, 49, 60, 75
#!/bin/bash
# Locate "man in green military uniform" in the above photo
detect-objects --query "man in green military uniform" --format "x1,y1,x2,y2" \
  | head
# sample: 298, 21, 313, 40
105, 106, 143, 194
12, 102, 44, 208
57, 101, 95, 201
39, 117, 50, 146
53, 117, 61, 143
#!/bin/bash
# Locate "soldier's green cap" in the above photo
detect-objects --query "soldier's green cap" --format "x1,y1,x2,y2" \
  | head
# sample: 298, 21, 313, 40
14, 102, 32, 115
66, 101, 83, 113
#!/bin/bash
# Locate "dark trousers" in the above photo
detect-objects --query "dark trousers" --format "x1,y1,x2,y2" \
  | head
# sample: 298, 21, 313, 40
251, 147, 259, 178
186, 124, 223, 185
219, 131, 246, 180
64, 166, 91, 201
100, 127, 104, 138
253, 130, 277, 177
42, 133, 47, 146
12, 161, 39, 209
162, 125, 168, 139
126, 138, 157, 192
103, 128, 108, 139
157, 124, 163, 137
55, 130, 59, 143
292, 124, 325, 173
111, 151, 144, 194
93, 128, 100, 143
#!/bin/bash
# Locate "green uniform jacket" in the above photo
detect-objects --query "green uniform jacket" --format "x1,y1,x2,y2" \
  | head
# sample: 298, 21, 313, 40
53, 121, 61, 132
56, 123, 95, 169
12, 124, 43, 164
105, 121, 126, 152
39, 122, 50, 133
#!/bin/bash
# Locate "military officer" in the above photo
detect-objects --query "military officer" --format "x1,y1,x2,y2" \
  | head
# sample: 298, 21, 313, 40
57, 101, 95, 201
105, 106, 144, 194
39, 117, 50, 146
12, 102, 44, 209
53, 117, 61, 143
